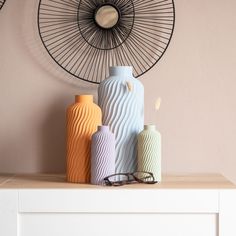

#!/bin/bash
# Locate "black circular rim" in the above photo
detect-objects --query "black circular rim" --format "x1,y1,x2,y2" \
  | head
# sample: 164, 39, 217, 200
136, 0, 176, 80
38, 0, 175, 84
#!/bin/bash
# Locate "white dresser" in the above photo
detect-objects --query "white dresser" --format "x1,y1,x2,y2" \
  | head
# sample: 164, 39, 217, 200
0, 174, 236, 236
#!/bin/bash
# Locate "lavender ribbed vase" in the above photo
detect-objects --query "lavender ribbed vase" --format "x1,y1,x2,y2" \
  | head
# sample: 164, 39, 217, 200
98, 66, 144, 174
91, 126, 116, 185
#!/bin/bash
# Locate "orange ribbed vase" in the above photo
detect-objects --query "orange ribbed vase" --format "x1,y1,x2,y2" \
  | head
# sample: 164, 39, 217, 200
66, 95, 102, 183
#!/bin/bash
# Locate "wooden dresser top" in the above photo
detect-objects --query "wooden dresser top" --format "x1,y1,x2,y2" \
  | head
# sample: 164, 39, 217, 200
0, 174, 235, 189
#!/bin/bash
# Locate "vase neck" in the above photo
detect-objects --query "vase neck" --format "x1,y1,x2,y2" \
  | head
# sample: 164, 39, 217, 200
109, 66, 133, 77
97, 125, 109, 132
144, 125, 156, 131
75, 95, 93, 103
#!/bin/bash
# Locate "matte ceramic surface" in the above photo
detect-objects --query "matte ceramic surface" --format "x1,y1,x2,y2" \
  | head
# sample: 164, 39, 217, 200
98, 66, 144, 174
138, 125, 161, 181
66, 95, 102, 183
91, 126, 115, 185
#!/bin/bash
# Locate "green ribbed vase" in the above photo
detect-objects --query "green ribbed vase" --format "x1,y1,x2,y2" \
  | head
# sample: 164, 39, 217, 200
138, 125, 161, 182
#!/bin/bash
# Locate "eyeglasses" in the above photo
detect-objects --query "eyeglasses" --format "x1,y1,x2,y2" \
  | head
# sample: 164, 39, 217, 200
104, 171, 158, 186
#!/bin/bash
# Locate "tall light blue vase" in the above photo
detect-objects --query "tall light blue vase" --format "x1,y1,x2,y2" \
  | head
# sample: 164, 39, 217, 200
98, 66, 144, 174
91, 125, 116, 185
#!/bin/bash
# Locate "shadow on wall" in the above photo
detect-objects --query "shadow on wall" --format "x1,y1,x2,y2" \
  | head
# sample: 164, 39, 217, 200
0, 0, 99, 173
17, 0, 97, 172
0, 97, 68, 173
39, 98, 67, 173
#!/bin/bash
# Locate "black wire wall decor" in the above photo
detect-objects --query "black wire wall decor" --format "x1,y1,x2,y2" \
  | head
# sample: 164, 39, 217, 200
38, 0, 175, 84
0, 0, 6, 10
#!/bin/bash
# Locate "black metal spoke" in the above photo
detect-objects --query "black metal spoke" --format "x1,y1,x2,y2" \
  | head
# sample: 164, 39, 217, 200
0, 0, 6, 10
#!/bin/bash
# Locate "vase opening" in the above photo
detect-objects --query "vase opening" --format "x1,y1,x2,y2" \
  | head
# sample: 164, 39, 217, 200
97, 125, 109, 132
144, 125, 156, 131
75, 95, 93, 103
109, 66, 133, 77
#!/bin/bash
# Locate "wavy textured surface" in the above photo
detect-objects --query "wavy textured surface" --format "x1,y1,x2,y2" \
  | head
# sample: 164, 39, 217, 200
138, 130, 161, 181
98, 75, 144, 174
66, 101, 101, 183
91, 130, 116, 185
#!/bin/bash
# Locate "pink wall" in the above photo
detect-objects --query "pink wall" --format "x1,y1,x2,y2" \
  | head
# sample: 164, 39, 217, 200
0, 0, 236, 183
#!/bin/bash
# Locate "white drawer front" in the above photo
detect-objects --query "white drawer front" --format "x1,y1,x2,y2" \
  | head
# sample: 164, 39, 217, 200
20, 213, 217, 236
19, 189, 219, 213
